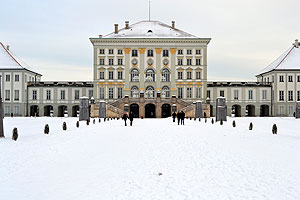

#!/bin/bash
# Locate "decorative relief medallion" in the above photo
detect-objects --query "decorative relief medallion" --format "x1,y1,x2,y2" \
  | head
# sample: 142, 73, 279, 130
163, 59, 169, 66
131, 59, 138, 65
147, 59, 153, 66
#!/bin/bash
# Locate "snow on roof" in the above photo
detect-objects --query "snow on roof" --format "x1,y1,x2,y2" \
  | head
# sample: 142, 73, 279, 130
103, 20, 198, 39
257, 41, 300, 76
0, 42, 41, 75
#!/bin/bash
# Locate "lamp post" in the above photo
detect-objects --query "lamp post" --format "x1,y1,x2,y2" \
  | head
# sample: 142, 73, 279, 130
0, 75, 4, 138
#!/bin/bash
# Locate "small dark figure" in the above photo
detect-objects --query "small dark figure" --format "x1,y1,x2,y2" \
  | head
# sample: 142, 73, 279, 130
11, 113, 13, 118
104, 118, 106, 122
204, 112, 207, 118
87, 119, 90, 125
93, 119, 95, 124
272, 124, 277, 134
122, 113, 128, 126
172, 112, 177, 122
12, 128, 18, 141
249, 122, 253, 130
199, 118, 201, 122
63, 122, 67, 130
107, 118, 109, 121
220, 120, 223, 125
190, 117, 192, 120
117, 117, 119, 120
129, 112, 134, 126
180, 111, 185, 125
177, 112, 181, 125
232, 120, 236, 127
205, 118, 207, 123
293, 112, 296, 117
211, 118, 214, 124
158, 172, 163, 176
76, 121, 79, 128
99, 118, 101, 123
44, 124, 49, 134
194, 118, 196, 121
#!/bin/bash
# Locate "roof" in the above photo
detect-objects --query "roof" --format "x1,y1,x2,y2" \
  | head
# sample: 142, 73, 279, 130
0, 42, 42, 75
257, 41, 300, 76
103, 20, 198, 39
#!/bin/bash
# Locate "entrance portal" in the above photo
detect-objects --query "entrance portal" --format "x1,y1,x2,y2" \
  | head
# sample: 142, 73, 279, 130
130, 104, 139, 118
145, 104, 156, 118
161, 104, 171, 118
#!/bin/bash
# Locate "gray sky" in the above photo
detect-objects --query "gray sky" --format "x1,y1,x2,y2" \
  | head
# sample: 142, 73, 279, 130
1, 0, 299, 81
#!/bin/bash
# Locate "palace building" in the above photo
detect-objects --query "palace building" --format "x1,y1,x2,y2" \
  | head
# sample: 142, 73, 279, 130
0, 21, 299, 118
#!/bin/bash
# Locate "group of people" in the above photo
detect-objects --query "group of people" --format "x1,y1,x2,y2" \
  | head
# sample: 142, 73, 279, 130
172, 111, 186, 125
122, 112, 134, 126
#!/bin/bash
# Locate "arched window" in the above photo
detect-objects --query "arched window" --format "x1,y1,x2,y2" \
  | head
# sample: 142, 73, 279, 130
162, 69, 170, 82
131, 69, 139, 82
145, 69, 155, 82
131, 86, 139, 98
162, 86, 170, 98
145, 86, 155, 98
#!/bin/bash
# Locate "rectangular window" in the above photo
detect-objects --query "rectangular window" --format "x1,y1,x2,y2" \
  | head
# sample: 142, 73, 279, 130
178, 88, 183, 99
187, 49, 192, 55
5, 90, 10, 101
279, 106, 285, 115
196, 59, 201, 65
178, 59, 183, 65
289, 106, 294, 116
109, 59, 114, 65
279, 91, 284, 101
109, 71, 114, 80
178, 49, 183, 55
109, 88, 114, 99
5, 75, 10, 82
118, 71, 123, 80
196, 49, 201, 55
187, 59, 192, 65
15, 75, 19, 82
298, 91, 300, 101
178, 71, 183, 80
272, 75, 275, 83
248, 90, 253, 100
163, 50, 169, 57
46, 90, 51, 100
118, 59, 123, 65
147, 49, 153, 57
4, 106, 10, 115
196, 88, 201, 98
118, 88, 123, 99
14, 90, 19, 101
234, 90, 239, 100
207, 90, 211, 98
99, 88, 104, 99
288, 91, 293, 101
108, 49, 114, 54
298, 76, 300, 82
279, 75, 284, 82
220, 90, 224, 97
99, 49, 105, 54
75, 90, 80, 100
89, 90, 93, 99
117, 49, 123, 54
288, 75, 293, 82
187, 88, 192, 98
14, 106, 20, 115
99, 59, 105, 65
132, 49, 138, 57
187, 71, 192, 79
61, 90, 65, 100
262, 90, 267, 100
196, 71, 201, 79
32, 90, 37, 100
99, 71, 104, 79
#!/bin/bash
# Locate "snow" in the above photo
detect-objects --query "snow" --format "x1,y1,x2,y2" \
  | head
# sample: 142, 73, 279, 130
257, 45, 300, 75
103, 21, 198, 38
1, 117, 300, 200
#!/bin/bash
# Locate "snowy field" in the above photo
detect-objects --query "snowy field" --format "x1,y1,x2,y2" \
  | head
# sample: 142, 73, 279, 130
0, 117, 300, 200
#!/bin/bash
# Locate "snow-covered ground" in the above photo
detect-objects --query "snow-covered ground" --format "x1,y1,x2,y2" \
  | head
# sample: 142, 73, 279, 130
1, 117, 300, 200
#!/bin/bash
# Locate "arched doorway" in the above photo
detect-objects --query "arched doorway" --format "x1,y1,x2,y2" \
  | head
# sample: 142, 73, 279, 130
260, 105, 269, 117
130, 104, 139, 118
210, 105, 214, 117
246, 105, 255, 116
72, 105, 79, 117
30, 105, 39, 117
44, 105, 53, 116
58, 105, 68, 117
232, 105, 241, 117
145, 104, 156, 118
161, 104, 171, 118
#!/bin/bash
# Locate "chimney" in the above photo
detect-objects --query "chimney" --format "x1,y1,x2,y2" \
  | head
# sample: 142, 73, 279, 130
114, 24, 119, 34
6, 45, 10, 50
172, 21, 175, 29
294, 39, 299, 48
98, 34, 103, 38
125, 21, 129, 29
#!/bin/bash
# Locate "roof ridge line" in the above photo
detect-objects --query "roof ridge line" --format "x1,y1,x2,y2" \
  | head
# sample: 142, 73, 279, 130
274, 46, 295, 70
0, 42, 23, 68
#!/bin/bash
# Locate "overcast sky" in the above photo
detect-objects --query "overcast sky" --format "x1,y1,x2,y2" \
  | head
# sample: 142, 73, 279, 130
1, 0, 299, 81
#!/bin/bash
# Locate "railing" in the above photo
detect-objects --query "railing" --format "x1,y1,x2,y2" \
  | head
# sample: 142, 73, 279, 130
107, 104, 124, 116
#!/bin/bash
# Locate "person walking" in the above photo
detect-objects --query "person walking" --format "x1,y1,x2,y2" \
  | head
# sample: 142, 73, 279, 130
177, 111, 181, 125
122, 112, 128, 126
129, 112, 134, 126
180, 111, 185, 125
172, 112, 177, 122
